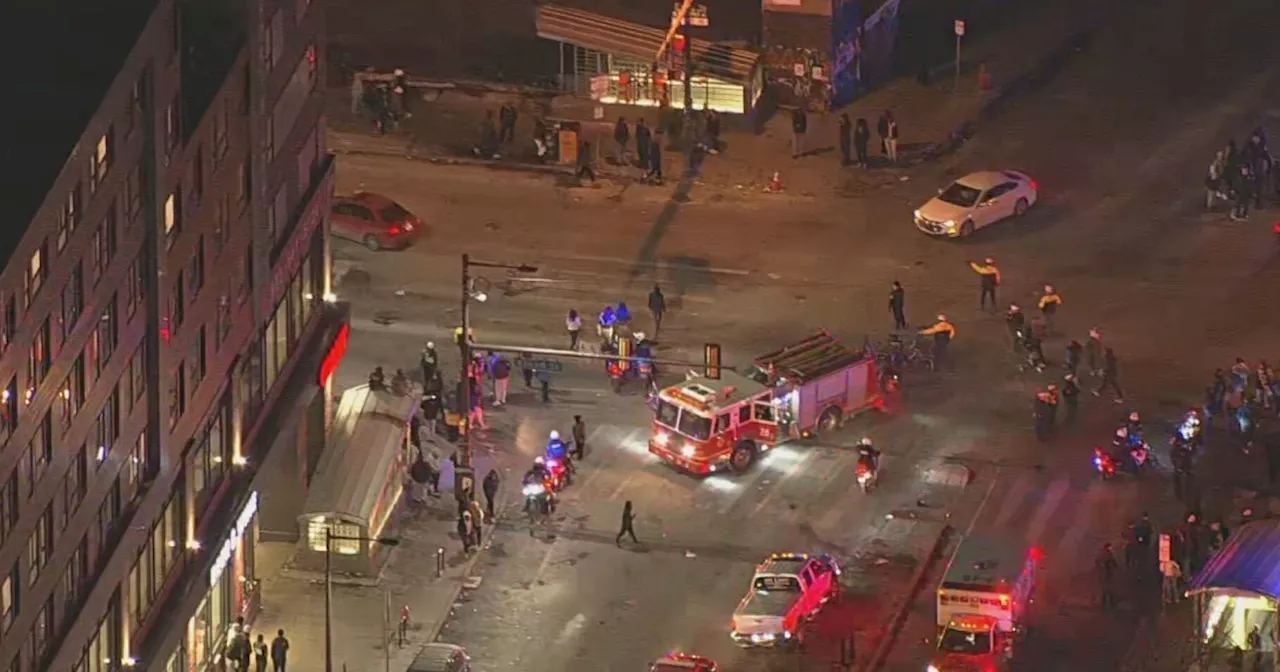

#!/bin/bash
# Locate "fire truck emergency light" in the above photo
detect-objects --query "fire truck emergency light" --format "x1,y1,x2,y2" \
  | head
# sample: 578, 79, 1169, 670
704, 343, 721, 380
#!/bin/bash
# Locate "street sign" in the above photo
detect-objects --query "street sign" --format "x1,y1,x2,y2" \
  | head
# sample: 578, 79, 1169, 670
1159, 533, 1171, 563
954, 20, 966, 36
673, 2, 709, 27
517, 358, 564, 373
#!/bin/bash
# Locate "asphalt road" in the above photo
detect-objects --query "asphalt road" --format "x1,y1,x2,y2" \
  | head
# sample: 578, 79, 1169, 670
323, 0, 1280, 668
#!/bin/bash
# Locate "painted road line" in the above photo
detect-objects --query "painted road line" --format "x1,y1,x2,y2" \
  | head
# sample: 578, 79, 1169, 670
990, 473, 1035, 530
1023, 477, 1071, 549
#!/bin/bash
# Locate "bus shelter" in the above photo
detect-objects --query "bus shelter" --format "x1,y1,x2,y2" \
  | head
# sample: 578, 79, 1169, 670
295, 384, 420, 577
1186, 518, 1280, 668
535, 3, 764, 115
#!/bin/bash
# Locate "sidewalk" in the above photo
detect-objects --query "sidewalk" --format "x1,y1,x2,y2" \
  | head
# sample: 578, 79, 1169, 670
252, 429, 523, 672
325, 0, 1103, 198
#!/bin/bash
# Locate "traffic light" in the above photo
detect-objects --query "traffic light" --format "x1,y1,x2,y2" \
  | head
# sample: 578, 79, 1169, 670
704, 343, 721, 379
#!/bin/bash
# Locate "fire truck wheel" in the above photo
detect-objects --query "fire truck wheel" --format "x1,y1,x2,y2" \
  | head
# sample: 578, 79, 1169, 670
730, 441, 757, 473
817, 407, 842, 433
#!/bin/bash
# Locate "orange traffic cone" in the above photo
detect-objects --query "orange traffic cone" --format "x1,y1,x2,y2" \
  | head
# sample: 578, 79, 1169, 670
766, 171, 783, 192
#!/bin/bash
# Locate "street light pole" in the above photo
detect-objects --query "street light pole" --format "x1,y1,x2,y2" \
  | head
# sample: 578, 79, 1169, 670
323, 531, 401, 672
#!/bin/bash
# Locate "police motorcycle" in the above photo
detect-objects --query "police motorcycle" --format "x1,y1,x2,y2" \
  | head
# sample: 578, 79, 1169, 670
1172, 409, 1203, 452
544, 431, 575, 491
855, 438, 880, 493
522, 458, 557, 519
607, 332, 659, 395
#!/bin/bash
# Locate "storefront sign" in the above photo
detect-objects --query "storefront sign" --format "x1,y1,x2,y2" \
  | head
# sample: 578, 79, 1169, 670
319, 323, 350, 386
210, 491, 260, 587
270, 159, 334, 308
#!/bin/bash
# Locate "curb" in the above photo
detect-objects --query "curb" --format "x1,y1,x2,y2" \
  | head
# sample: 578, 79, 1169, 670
421, 487, 512, 646
330, 142, 642, 182
860, 524, 954, 672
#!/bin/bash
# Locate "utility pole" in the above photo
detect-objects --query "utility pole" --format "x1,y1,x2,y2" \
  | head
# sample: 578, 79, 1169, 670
682, 11, 693, 114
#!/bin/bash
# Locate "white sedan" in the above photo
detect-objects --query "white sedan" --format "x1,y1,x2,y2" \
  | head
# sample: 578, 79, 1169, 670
914, 170, 1039, 238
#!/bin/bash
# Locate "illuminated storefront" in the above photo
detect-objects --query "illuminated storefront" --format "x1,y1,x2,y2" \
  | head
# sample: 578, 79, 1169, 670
184, 492, 259, 672
1186, 519, 1280, 668
536, 3, 763, 115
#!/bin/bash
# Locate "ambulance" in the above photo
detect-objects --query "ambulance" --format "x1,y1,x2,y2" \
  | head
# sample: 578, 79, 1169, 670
927, 535, 1040, 672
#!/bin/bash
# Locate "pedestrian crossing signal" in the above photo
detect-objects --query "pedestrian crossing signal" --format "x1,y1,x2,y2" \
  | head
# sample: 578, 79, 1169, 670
704, 343, 721, 380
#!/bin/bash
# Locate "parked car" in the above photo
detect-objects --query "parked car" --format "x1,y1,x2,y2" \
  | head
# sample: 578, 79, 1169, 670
407, 643, 470, 672
914, 170, 1039, 238
330, 192, 424, 250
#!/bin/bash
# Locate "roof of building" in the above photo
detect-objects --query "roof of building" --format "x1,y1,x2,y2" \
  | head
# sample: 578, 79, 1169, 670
1187, 518, 1280, 600
752, 331, 867, 384
0, 0, 160, 266
535, 3, 761, 85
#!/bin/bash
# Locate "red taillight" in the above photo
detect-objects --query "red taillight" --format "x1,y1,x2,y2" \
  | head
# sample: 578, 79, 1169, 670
1030, 179, 1039, 192
388, 224, 402, 236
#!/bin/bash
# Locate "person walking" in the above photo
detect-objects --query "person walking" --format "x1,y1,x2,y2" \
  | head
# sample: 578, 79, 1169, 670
969, 258, 1001, 310
1065, 340, 1083, 377
482, 468, 500, 520
459, 511, 475, 553
876, 111, 890, 155
566, 309, 582, 349
838, 113, 852, 166
616, 500, 639, 546
704, 107, 721, 153
253, 634, 269, 672
270, 630, 289, 672
885, 112, 900, 163
1006, 305, 1026, 352
1093, 348, 1124, 403
1062, 374, 1080, 421
791, 107, 808, 158
646, 134, 664, 184
635, 118, 652, 169
648, 284, 666, 335
1161, 557, 1183, 605
1038, 285, 1063, 333
1085, 328, 1104, 377
1096, 543, 1119, 611
575, 141, 596, 184
613, 116, 630, 165
853, 118, 871, 167
572, 415, 588, 460
889, 281, 907, 330
468, 498, 486, 546
492, 355, 511, 406
420, 342, 439, 384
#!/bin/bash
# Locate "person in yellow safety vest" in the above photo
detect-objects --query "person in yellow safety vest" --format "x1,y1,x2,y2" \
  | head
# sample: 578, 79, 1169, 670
1038, 285, 1063, 333
919, 314, 956, 368
969, 257, 1002, 311
453, 326, 475, 347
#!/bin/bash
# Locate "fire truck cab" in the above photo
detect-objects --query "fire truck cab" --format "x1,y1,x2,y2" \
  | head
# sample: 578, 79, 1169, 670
649, 332, 880, 474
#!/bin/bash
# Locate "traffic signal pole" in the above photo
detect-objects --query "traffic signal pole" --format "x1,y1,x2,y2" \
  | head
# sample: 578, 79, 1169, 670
469, 342, 734, 373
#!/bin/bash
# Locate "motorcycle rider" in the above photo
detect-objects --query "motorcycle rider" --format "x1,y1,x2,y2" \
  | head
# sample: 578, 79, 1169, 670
545, 430, 574, 484
615, 301, 632, 327
1125, 412, 1144, 446
856, 438, 880, 482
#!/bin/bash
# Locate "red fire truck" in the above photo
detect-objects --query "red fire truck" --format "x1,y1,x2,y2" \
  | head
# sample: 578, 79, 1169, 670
649, 332, 882, 474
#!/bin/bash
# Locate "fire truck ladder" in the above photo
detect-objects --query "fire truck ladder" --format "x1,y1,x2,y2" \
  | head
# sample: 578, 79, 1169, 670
754, 331, 864, 383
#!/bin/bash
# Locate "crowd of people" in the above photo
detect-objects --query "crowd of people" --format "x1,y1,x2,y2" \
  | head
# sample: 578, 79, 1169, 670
1204, 127, 1277, 221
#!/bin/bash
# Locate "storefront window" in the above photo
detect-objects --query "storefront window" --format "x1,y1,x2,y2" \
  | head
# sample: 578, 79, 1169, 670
190, 401, 228, 522
306, 517, 360, 555
188, 572, 232, 672
239, 343, 264, 432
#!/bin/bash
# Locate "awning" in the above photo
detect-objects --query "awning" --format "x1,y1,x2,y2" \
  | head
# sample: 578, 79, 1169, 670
1187, 518, 1280, 601
535, 3, 760, 85
301, 384, 420, 525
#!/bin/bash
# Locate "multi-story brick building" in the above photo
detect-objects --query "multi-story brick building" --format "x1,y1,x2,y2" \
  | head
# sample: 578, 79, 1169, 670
0, 0, 347, 670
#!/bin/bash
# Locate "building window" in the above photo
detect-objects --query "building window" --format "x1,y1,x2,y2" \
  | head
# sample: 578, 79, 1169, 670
265, 118, 275, 160
98, 478, 121, 546
164, 190, 180, 238
215, 295, 232, 346
29, 598, 53, 665
170, 272, 185, 329
90, 130, 114, 191
164, 101, 179, 155
94, 389, 119, 464
61, 539, 87, 615
58, 356, 85, 429
169, 363, 185, 428
190, 147, 204, 207
0, 379, 17, 444
25, 413, 52, 493
25, 242, 47, 305
190, 327, 206, 388
213, 104, 229, 161
125, 257, 143, 318
62, 263, 84, 336
126, 162, 144, 220
91, 207, 118, 279
125, 431, 147, 505
190, 404, 227, 514
240, 244, 253, 305
28, 505, 53, 581
263, 11, 282, 67
269, 186, 288, 247
57, 187, 82, 251
237, 159, 252, 206
0, 472, 16, 544
28, 318, 51, 396
127, 344, 146, 412
125, 69, 147, 136
62, 451, 87, 530
1, 296, 14, 353
214, 197, 230, 254
95, 298, 117, 373
1, 566, 15, 632
190, 237, 205, 297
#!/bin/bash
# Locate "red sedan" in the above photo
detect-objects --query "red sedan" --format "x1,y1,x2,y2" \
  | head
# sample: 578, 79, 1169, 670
329, 191, 424, 251
650, 652, 718, 672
